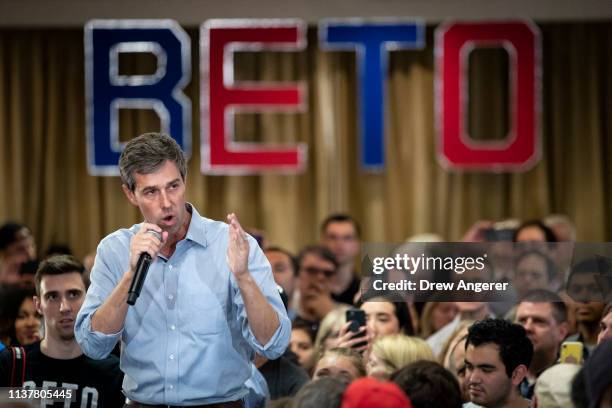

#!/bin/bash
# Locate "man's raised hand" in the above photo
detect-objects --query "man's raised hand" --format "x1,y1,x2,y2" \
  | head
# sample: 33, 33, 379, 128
227, 213, 250, 278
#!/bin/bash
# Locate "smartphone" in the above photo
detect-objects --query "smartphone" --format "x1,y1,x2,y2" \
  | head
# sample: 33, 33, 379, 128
559, 341, 584, 364
346, 309, 367, 349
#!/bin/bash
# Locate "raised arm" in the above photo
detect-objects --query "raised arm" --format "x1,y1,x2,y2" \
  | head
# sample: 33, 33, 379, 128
226, 213, 280, 345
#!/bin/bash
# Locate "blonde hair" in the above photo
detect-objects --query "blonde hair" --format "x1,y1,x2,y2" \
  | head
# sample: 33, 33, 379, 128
419, 301, 458, 338
317, 347, 366, 378
314, 305, 350, 356
419, 301, 440, 338
371, 334, 434, 376
439, 320, 474, 366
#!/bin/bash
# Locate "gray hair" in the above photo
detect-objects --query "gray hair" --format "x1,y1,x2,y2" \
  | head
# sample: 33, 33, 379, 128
118, 133, 187, 192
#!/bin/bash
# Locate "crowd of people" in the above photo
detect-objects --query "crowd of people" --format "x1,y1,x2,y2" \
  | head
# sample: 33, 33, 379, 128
0, 133, 611, 408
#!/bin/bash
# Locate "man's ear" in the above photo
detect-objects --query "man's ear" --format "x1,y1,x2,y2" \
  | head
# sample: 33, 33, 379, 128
122, 184, 138, 206
511, 364, 528, 386
33, 295, 42, 315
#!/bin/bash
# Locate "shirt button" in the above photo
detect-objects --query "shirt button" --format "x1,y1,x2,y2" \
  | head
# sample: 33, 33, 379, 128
169, 354, 175, 360
168, 264, 173, 270
170, 325, 176, 331
168, 294, 174, 300
169, 385, 174, 390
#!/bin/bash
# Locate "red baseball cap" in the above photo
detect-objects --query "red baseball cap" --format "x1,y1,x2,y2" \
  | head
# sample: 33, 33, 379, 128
341, 377, 412, 408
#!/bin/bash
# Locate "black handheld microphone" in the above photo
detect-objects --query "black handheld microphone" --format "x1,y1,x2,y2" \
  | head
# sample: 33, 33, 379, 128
127, 230, 162, 306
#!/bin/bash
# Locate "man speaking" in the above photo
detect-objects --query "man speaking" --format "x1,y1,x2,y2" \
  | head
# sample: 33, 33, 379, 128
75, 133, 290, 407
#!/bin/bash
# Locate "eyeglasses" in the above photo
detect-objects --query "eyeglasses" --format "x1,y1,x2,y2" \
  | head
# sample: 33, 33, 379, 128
302, 266, 336, 278
324, 234, 358, 243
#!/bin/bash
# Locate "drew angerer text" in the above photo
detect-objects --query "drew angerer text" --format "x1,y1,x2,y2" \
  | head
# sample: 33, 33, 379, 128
371, 279, 509, 293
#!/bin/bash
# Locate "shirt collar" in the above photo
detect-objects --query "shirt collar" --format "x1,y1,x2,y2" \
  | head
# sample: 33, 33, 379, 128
184, 203, 208, 248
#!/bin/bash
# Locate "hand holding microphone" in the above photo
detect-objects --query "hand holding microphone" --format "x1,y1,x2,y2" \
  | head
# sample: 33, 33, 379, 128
127, 224, 165, 306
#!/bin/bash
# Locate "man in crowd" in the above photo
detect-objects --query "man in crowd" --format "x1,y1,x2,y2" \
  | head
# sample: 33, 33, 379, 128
565, 258, 607, 357
265, 246, 298, 318
293, 245, 339, 331
75, 133, 289, 407
320, 214, 361, 304
464, 318, 533, 408
0, 255, 124, 407
0, 222, 37, 287
513, 251, 556, 299
514, 289, 569, 398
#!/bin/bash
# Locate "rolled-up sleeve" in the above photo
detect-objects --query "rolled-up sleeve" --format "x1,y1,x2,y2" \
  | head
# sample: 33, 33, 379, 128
233, 237, 291, 359
75, 294, 123, 359
75, 236, 127, 359
247, 304, 291, 359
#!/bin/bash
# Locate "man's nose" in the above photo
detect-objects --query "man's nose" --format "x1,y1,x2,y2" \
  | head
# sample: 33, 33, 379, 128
160, 190, 171, 208
467, 370, 480, 384
60, 298, 72, 313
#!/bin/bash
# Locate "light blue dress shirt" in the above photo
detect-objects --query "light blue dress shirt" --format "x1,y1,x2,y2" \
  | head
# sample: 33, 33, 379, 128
75, 205, 290, 405
244, 363, 269, 408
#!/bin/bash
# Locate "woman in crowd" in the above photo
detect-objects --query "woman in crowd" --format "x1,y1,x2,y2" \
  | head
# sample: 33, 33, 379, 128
0, 286, 41, 346
312, 347, 365, 384
419, 301, 459, 338
290, 321, 317, 375
313, 305, 350, 356
513, 220, 557, 243
359, 295, 415, 339
366, 334, 435, 380
440, 320, 474, 402
324, 295, 414, 354
597, 302, 612, 344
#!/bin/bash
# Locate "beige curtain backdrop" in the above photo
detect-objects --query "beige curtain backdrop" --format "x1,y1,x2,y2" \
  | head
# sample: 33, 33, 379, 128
0, 23, 611, 260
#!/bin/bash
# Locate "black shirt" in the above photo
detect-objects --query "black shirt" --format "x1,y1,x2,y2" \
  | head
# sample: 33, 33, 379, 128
0, 341, 124, 408
258, 354, 309, 400
332, 276, 361, 305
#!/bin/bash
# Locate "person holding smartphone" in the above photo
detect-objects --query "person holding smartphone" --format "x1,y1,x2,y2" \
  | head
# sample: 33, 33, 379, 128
328, 295, 414, 354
